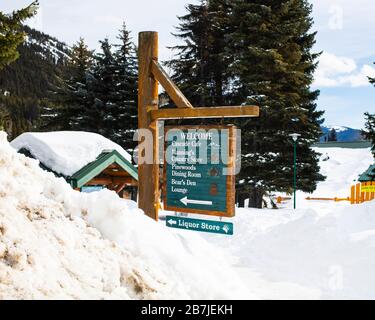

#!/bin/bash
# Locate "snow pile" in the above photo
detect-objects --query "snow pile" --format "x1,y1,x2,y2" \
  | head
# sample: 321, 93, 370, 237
11, 131, 132, 177
0, 132, 253, 299
193, 146, 375, 299
220, 201, 375, 299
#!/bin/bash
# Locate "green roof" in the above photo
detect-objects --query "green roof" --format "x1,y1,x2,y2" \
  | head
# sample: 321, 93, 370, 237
67, 150, 138, 189
18, 148, 138, 189
358, 164, 375, 182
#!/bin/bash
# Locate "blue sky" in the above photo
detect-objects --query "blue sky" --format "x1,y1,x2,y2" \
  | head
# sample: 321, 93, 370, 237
310, 0, 375, 129
1, 0, 374, 129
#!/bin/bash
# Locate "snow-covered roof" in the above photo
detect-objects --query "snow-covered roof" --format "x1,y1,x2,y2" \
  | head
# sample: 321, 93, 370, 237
11, 131, 132, 177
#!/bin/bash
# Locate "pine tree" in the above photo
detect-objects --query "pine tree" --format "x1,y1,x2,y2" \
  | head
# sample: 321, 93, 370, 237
110, 23, 138, 152
86, 38, 117, 135
0, 1, 38, 134
45, 38, 94, 130
362, 112, 375, 158
328, 128, 337, 142
167, 0, 325, 208
0, 1, 38, 70
0, 95, 39, 139
0, 103, 11, 132
166, 0, 233, 107
227, 0, 325, 207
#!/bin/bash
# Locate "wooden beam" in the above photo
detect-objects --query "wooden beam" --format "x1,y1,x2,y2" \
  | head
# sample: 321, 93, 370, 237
115, 183, 127, 194
149, 105, 259, 121
86, 177, 136, 186
138, 31, 160, 221
150, 60, 193, 109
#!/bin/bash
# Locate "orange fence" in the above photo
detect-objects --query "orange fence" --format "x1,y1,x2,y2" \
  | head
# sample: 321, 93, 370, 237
305, 197, 350, 202
305, 181, 375, 204
276, 196, 291, 204
350, 181, 375, 204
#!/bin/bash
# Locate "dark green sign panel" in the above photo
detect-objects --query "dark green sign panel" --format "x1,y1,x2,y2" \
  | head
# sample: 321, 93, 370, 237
163, 125, 235, 217
166, 215, 233, 235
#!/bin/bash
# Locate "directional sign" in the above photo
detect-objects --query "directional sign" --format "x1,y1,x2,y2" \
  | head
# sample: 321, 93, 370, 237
163, 125, 236, 217
166, 215, 233, 235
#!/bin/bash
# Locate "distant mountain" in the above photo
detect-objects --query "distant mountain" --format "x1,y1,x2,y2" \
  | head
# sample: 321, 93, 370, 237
0, 26, 71, 140
0, 25, 70, 98
320, 125, 364, 142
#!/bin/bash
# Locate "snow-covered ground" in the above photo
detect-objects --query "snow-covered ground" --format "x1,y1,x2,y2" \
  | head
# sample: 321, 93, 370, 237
161, 146, 375, 299
1, 130, 375, 299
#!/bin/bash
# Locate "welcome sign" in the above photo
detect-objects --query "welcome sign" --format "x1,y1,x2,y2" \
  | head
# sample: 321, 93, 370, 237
163, 125, 236, 217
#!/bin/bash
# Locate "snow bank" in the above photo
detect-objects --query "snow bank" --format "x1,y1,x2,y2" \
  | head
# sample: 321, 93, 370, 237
10, 131, 132, 176
236, 202, 375, 299
0, 132, 253, 299
201, 199, 375, 299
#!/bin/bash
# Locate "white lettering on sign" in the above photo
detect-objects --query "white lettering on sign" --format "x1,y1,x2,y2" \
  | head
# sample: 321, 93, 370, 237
201, 222, 221, 232
180, 132, 213, 140
171, 186, 188, 194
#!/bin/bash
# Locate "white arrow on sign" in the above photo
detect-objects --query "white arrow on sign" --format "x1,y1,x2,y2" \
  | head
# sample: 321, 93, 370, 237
180, 196, 213, 206
167, 219, 177, 226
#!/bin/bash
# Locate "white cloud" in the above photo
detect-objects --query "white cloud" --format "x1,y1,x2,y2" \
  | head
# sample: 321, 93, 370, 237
314, 52, 375, 88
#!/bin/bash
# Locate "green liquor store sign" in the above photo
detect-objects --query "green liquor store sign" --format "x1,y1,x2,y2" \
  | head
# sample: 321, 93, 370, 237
163, 125, 236, 218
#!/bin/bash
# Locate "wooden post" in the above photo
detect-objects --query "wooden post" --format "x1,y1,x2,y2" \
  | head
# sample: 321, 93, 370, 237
364, 182, 370, 202
350, 185, 355, 204
355, 183, 360, 204
138, 31, 160, 220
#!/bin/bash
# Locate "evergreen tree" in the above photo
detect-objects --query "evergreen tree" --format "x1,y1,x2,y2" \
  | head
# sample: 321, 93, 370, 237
166, 0, 233, 107
0, 2, 38, 136
362, 112, 375, 158
86, 38, 117, 135
45, 38, 94, 130
45, 27, 139, 154
0, 1, 38, 70
83, 30, 138, 153
0, 95, 39, 139
227, 0, 325, 207
168, 0, 325, 207
110, 23, 138, 152
328, 128, 337, 142
0, 103, 11, 132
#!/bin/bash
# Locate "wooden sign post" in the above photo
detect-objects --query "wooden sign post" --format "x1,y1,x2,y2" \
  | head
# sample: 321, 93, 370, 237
138, 31, 259, 221
138, 32, 159, 221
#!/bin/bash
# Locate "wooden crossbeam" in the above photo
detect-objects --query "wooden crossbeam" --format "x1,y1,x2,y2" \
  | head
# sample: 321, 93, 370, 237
86, 176, 137, 186
114, 183, 127, 194
150, 60, 193, 109
149, 105, 259, 121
